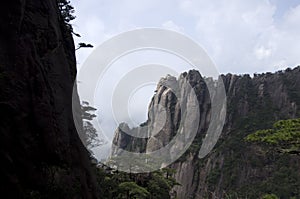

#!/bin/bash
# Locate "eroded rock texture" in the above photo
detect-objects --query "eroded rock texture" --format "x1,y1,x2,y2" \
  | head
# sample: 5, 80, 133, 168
112, 71, 214, 158
112, 67, 300, 198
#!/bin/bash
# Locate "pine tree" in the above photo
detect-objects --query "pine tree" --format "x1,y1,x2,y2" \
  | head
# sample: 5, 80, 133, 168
57, 0, 80, 36
81, 101, 103, 150
57, 0, 76, 23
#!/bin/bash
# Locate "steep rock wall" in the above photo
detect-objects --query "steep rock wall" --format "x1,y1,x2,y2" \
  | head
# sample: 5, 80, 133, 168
0, 1, 98, 198
112, 67, 300, 198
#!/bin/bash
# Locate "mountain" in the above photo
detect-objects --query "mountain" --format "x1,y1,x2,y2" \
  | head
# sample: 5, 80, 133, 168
111, 67, 300, 198
0, 1, 98, 198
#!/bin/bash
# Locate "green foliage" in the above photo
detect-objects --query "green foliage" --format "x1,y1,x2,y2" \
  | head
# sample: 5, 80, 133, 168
246, 118, 300, 154
147, 170, 179, 199
206, 167, 221, 187
95, 165, 179, 199
118, 182, 149, 199
262, 193, 279, 199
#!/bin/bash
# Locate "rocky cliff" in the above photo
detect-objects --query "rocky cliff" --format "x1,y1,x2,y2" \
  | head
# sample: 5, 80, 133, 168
112, 67, 300, 198
0, 1, 97, 198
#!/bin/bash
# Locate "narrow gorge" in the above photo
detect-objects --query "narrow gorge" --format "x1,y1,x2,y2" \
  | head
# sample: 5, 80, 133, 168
1, 0, 300, 198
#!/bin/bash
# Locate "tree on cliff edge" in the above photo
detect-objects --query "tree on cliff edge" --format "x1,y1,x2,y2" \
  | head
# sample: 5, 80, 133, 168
81, 101, 103, 150
57, 0, 81, 36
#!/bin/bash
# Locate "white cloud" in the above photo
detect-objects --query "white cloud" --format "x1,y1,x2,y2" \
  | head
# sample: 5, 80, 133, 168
162, 20, 184, 32
254, 46, 272, 60
178, 0, 300, 74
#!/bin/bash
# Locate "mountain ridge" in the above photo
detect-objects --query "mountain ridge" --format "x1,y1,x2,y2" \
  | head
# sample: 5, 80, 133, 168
111, 66, 300, 198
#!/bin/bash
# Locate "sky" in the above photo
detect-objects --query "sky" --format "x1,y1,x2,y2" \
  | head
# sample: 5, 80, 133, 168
70, 0, 300, 159
72, 0, 300, 74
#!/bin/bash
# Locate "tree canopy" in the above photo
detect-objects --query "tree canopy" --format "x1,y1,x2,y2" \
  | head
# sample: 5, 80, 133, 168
246, 118, 300, 155
96, 165, 179, 199
118, 182, 149, 199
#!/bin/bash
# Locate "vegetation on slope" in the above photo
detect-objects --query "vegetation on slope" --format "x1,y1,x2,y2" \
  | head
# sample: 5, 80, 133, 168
246, 118, 300, 155
95, 165, 179, 199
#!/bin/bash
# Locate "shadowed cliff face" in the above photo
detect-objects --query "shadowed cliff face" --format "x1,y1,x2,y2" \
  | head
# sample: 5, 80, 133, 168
0, 1, 97, 198
112, 67, 300, 198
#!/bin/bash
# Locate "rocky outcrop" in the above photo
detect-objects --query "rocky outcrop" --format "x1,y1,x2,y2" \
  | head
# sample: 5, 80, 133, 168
0, 1, 98, 198
111, 71, 215, 162
112, 67, 300, 198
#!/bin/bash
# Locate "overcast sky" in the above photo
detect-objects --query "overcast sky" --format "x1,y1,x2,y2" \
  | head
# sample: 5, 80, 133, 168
73, 0, 300, 74
71, 0, 300, 159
